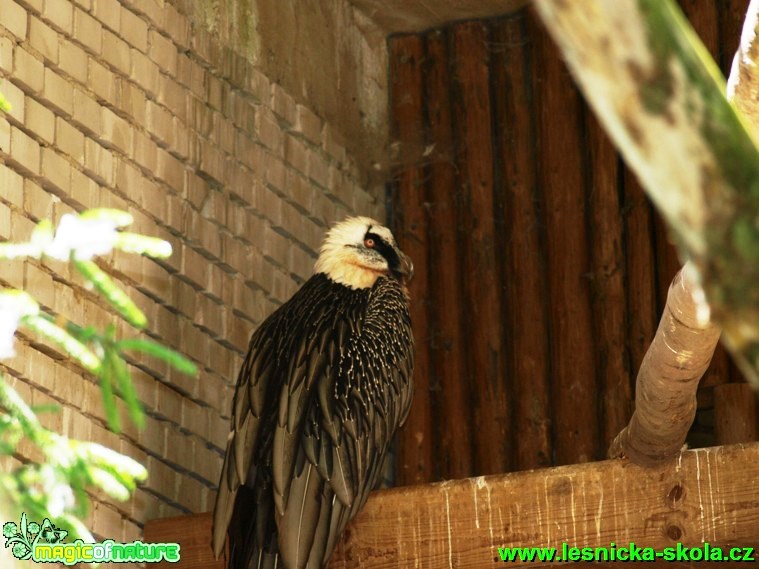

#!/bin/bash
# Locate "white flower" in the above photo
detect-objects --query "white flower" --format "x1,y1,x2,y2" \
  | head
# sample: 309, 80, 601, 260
44, 214, 118, 261
0, 291, 39, 358
47, 483, 74, 518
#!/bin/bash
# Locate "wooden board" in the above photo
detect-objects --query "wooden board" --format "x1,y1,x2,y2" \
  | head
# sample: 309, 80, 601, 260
424, 29, 475, 481
331, 443, 759, 568
389, 33, 435, 486
145, 443, 759, 568
449, 21, 512, 476
491, 13, 553, 471
530, 12, 599, 465
143, 512, 226, 569
586, 112, 633, 449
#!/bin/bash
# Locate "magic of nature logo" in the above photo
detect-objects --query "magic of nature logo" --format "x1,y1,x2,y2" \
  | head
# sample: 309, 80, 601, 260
3, 512, 180, 565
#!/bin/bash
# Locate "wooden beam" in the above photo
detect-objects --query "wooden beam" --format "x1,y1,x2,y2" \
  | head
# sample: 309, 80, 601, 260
530, 11, 599, 465
491, 13, 553, 471
145, 443, 759, 568
143, 512, 226, 568
345, 0, 530, 34
714, 382, 758, 444
423, 29, 476, 480
449, 21, 512, 476
330, 443, 759, 568
389, 34, 435, 486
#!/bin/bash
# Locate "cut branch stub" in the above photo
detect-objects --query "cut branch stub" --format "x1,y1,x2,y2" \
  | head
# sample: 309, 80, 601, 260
609, 264, 720, 464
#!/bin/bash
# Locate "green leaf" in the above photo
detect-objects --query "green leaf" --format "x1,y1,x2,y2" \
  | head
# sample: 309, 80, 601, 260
31, 219, 54, 249
114, 232, 172, 258
0, 290, 39, 316
99, 356, 121, 433
30, 404, 60, 415
21, 315, 102, 373
0, 220, 52, 259
79, 209, 133, 228
0, 377, 42, 439
73, 260, 147, 329
0, 242, 42, 259
88, 468, 130, 501
73, 441, 147, 481
117, 338, 198, 375
106, 349, 144, 429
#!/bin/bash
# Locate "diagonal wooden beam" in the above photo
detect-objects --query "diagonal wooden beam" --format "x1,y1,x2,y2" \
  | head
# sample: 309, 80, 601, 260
145, 443, 759, 568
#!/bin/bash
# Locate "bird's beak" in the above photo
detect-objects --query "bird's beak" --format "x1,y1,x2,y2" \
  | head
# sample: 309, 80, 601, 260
395, 249, 414, 283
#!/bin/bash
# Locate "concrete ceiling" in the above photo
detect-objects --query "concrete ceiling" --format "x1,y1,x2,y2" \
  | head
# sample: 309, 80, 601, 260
347, 0, 531, 33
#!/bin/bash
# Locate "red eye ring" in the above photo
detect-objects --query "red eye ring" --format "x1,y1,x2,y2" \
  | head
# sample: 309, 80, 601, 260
364, 238, 375, 248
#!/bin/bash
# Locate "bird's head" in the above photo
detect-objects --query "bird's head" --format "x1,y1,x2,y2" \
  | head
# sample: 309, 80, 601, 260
314, 216, 414, 290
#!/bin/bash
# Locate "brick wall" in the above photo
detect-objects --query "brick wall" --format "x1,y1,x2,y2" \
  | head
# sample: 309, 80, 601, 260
0, 0, 385, 544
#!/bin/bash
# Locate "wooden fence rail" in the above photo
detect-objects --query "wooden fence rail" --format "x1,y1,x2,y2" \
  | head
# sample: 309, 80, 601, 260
145, 442, 759, 568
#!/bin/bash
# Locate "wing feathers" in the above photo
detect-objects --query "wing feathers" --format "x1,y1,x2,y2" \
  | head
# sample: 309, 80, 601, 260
212, 441, 237, 558
330, 444, 353, 507
215, 274, 414, 569
278, 458, 322, 569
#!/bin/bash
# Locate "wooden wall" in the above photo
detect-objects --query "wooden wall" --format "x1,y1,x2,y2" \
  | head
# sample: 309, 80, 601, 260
389, 0, 756, 487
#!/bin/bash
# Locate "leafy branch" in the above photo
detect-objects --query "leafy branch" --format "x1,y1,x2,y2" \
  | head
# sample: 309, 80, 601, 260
0, 378, 145, 544
0, 209, 196, 432
0, 200, 197, 544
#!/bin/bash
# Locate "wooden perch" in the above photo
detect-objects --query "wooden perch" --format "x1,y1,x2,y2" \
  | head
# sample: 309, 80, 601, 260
609, 264, 720, 464
533, 0, 759, 389
144, 442, 759, 568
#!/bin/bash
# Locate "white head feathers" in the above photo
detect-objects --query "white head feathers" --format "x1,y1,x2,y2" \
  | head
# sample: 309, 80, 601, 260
314, 216, 399, 289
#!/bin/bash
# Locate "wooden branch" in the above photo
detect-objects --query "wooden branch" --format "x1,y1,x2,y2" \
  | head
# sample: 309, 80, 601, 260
609, 264, 720, 464
532, 0, 759, 389
144, 443, 759, 568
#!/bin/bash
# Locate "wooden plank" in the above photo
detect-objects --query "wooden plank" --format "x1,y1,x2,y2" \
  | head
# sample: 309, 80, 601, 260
586, 112, 633, 449
423, 28, 475, 480
449, 21, 512, 475
622, 171, 658, 383
330, 443, 759, 568
389, 34, 435, 485
491, 13, 552, 471
530, 12, 598, 465
700, 345, 732, 388
147, 444, 759, 568
679, 0, 720, 61
652, 214, 681, 314
346, 0, 530, 35
143, 512, 226, 569
714, 383, 758, 444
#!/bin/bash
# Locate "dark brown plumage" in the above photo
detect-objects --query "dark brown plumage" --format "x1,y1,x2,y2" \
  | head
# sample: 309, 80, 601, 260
212, 217, 414, 569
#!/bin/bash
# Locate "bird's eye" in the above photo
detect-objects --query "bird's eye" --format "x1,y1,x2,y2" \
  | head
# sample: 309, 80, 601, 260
364, 238, 375, 248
